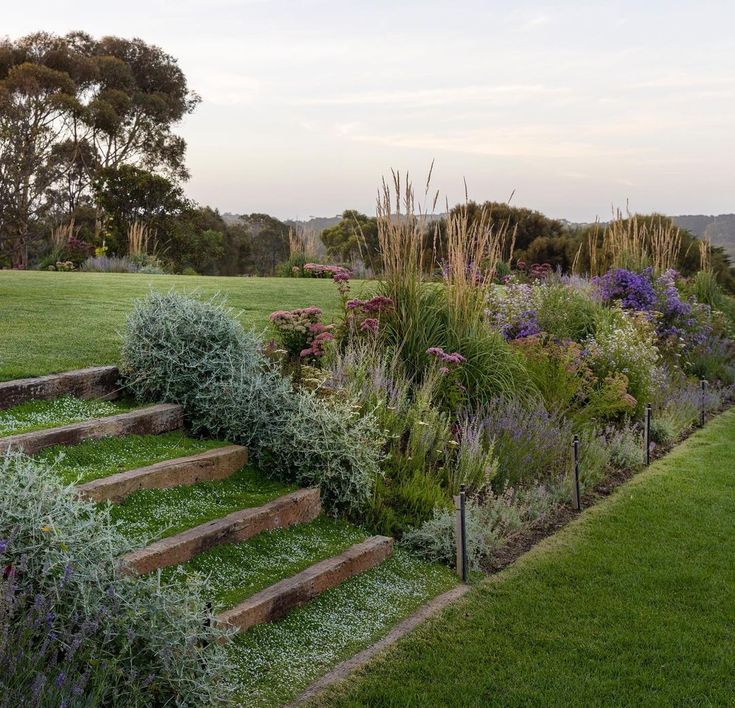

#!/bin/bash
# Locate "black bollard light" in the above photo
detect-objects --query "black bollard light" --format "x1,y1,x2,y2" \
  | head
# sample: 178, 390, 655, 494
459, 484, 468, 582
644, 403, 652, 466
700, 379, 707, 427
572, 435, 582, 511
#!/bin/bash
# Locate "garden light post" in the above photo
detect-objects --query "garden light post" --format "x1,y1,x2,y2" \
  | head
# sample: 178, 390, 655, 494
700, 380, 707, 427
644, 403, 652, 466
454, 484, 468, 582
572, 435, 581, 511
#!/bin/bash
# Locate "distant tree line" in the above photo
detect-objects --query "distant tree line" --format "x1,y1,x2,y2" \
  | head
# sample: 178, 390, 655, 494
320, 203, 735, 291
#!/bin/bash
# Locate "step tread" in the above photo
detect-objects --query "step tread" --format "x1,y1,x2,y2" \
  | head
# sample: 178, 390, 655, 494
217, 535, 394, 633
122, 487, 321, 575
0, 366, 119, 410
77, 444, 248, 502
0, 403, 183, 455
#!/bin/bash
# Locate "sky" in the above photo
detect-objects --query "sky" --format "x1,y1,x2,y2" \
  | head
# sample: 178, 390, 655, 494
4, 1, 735, 221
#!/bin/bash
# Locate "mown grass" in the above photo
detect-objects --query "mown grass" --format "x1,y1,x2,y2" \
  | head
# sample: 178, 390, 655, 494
163, 517, 368, 611
0, 270, 362, 381
36, 432, 228, 485
0, 395, 133, 436
229, 548, 458, 707
314, 408, 735, 707
109, 467, 294, 546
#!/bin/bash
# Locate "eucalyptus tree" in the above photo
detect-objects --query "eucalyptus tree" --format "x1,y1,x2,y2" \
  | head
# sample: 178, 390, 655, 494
0, 31, 199, 266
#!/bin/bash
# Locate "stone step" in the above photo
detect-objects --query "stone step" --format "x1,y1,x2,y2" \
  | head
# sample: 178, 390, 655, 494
0, 366, 120, 410
0, 404, 183, 456
122, 488, 322, 575
216, 536, 394, 633
76, 444, 248, 503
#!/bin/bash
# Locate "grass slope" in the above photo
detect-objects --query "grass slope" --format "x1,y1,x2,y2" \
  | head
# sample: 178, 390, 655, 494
0, 396, 132, 436
0, 270, 365, 381
315, 409, 735, 707
36, 432, 228, 485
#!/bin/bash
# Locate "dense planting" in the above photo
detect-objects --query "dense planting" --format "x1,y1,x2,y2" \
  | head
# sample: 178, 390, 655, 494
262, 183, 735, 570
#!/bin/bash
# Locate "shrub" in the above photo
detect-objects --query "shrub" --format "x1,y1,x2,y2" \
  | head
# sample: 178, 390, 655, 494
512, 335, 594, 415
486, 281, 540, 340
606, 424, 643, 470
688, 335, 735, 385
577, 427, 612, 486
595, 267, 656, 310
690, 270, 724, 309
402, 502, 495, 571
120, 291, 381, 515
324, 340, 498, 535
403, 484, 561, 570
583, 307, 659, 409
534, 283, 601, 342
0, 453, 232, 705
269, 307, 334, 361
649, 416, 675, 445
80, 255, 139, 273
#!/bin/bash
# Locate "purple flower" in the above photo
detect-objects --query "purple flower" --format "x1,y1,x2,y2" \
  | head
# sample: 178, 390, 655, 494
594, 267, 656, 311
427, 347, 466, 365
0, 539, 7, 554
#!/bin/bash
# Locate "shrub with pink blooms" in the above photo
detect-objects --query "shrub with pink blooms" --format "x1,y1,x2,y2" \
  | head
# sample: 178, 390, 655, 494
269, 306, 335, 361
303, 263, 352, 279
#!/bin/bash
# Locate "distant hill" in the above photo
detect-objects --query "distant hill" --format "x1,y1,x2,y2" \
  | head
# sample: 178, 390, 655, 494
672, 214, 735, 261
283, 215, 343, 232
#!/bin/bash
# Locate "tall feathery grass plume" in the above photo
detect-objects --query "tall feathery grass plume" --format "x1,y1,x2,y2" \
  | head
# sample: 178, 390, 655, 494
585, 207, 683, 276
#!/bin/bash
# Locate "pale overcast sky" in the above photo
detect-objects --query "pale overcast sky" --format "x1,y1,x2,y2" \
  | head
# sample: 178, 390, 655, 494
5, 1, 735, 221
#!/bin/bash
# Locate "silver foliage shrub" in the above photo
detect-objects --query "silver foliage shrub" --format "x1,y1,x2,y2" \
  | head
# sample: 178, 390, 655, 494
120, 291, 381, 514
403, 485, 562, 571
0, 452, 234, 706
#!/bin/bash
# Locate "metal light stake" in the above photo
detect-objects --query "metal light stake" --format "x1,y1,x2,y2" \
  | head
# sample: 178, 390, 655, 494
644, 403, 652, 466
572, 435, 581, 511
454, 484, 468, 582
700, 379, 707, 427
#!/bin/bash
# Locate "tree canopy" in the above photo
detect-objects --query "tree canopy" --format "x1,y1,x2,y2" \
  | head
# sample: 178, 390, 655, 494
0, 32, 199, 267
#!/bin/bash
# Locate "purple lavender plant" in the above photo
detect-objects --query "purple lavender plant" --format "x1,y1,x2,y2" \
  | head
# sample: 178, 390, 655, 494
475, 397, 573, 488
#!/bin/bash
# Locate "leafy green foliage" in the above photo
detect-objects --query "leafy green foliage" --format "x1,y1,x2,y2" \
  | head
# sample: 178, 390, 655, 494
321, 209, 380, 265
534, 283, 601, 341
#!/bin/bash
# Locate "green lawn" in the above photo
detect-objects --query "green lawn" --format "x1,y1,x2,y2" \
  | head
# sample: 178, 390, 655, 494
315, 409, 735, 707
0, 270, 359, 381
